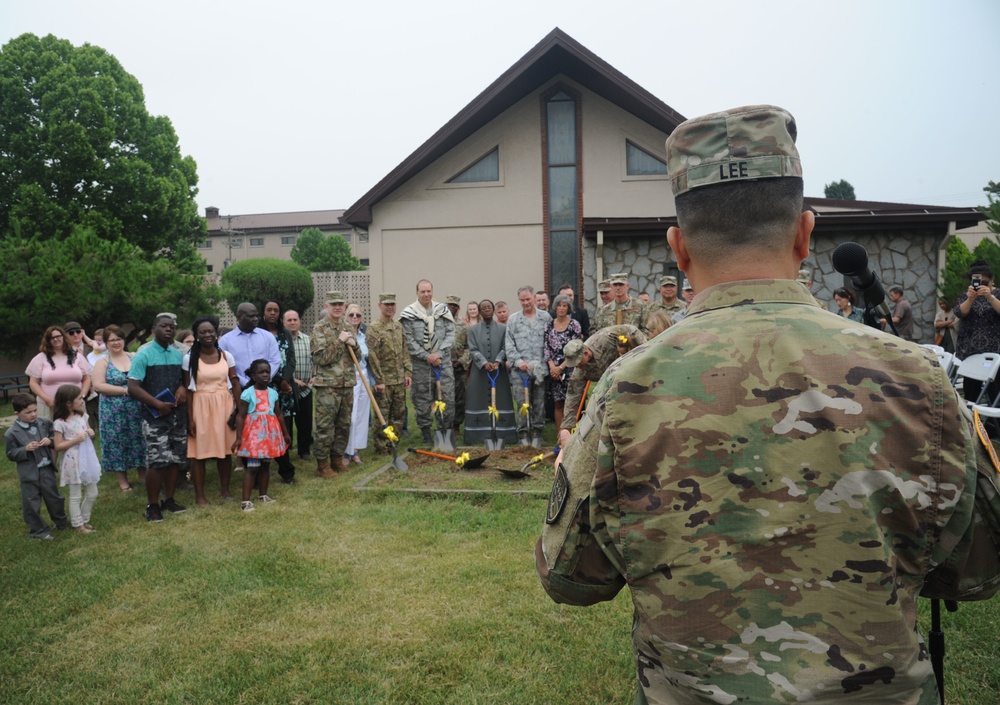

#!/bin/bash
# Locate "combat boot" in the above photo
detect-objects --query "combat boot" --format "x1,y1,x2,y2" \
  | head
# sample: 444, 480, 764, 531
316, 457, 337, 478
421, 427, 433, 445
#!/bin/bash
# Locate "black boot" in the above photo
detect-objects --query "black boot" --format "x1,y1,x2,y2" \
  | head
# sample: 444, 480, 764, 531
421, 427, 433, 445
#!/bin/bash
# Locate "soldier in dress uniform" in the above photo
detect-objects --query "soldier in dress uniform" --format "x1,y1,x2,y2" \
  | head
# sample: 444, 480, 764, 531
537, 104, 1000, 705
310, 291, 360, 476
366, 293, 412, 455
592, 272, 650, 333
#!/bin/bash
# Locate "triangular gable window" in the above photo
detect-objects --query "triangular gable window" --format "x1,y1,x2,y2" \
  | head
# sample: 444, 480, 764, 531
626, 140, 667, 176
448, 148, 499, 183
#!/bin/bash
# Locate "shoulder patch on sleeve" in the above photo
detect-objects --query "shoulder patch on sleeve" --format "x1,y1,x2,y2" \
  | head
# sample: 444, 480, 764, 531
545, 464, 570, 525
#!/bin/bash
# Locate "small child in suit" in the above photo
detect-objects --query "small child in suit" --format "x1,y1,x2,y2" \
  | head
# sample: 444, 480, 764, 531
5, 393, 68, 539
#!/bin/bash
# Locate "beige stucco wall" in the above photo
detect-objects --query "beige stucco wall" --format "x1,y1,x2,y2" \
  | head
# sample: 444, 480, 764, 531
577, 84, 675, 219
365, 75, 676, 311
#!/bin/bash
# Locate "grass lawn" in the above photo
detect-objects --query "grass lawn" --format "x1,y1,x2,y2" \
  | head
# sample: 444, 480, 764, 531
1, 413, 997, 704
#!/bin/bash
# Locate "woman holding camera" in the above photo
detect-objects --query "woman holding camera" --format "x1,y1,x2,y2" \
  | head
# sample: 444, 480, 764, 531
955, 260, 1000, 402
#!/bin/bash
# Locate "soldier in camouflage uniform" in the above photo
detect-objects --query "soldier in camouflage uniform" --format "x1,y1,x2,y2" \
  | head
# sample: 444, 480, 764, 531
537, 105, 1000, 705
446, 296, 471, 436
557, 324, 646, 447
505, 285, 552, 447
597, 279, 612, 307
400, 280, 455, 445
647, 275, 686, 319
592, 272, 650, 334
310, 291, 360, 476
366, 293, 412, 455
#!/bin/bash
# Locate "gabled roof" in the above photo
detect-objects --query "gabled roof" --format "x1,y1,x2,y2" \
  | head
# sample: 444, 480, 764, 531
343, 28, 686, 227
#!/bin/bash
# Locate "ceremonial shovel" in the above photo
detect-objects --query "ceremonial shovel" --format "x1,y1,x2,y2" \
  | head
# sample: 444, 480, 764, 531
485, 368, 503, 451
432, 366, 456, 453
348, 347, 408, 472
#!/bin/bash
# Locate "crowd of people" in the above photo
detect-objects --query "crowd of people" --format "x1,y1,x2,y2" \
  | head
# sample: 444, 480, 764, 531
6, 271, 685, 535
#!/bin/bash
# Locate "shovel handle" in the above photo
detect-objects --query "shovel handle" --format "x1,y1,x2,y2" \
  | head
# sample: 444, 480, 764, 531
348, 345, 388, 427
409, 448, 458, 462
575, 380, 591, 422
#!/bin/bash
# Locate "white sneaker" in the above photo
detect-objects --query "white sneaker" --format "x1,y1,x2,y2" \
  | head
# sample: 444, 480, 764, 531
259, 495, 275, 503
241, 501, 255, 512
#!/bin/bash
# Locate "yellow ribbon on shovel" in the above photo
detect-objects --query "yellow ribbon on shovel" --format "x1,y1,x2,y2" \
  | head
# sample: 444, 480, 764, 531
433, 400, 447, 415
519, 402, 530, 416
488, 405, 500, 420
455, 451, 471, 467
382, 425, 399, 443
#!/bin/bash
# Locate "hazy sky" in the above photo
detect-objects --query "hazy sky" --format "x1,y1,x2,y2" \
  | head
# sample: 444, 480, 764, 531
3, 0, 998, 216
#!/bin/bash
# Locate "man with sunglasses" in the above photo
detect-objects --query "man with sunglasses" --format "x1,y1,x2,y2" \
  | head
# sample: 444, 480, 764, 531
310, 291, 361, 476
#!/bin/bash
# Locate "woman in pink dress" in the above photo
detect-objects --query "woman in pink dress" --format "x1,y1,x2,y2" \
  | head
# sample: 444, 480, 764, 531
26, 326, 92, 419
183, 316, 239, 505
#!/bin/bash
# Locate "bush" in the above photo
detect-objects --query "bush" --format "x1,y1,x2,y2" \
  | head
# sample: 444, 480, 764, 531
220, 259, 314, 315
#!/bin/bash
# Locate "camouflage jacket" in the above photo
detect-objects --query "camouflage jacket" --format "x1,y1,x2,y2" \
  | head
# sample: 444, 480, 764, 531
537, 279, 1000, 705
592, 296, 649, 334
561, 324, 647, 431
647, 298, 686, 317
452, 320, 471, 372
310, 317, 360, 388
366, 318, 412, 386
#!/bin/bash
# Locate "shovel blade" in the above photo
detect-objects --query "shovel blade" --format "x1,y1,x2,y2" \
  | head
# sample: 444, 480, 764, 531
391, 453, 409, 472
434, 430, 456, 454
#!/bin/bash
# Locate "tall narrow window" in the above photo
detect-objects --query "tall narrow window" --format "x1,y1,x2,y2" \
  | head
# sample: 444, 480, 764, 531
544, 90, 579, 295
448, 148, 499, 183
626, 140, 667, 175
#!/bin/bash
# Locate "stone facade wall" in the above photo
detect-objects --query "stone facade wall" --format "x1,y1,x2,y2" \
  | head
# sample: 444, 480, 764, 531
582, 228, 941, 344
807, 229, 940, 343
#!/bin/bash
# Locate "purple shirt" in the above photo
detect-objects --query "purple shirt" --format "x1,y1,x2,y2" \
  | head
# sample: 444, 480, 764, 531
218, 327, 280, 389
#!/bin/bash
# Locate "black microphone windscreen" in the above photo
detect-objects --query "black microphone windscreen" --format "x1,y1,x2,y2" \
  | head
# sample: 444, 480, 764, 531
832, 242, 869, 277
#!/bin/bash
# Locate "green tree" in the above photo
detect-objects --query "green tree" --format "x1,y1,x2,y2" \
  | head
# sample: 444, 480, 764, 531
0, 33, 205, 252
824, 179, 857, 200
220, 259, 314, 315
940, 236, 973, 306
290, 228, 365, 272
0, 228, 222, 356
979, 181, 1000, 239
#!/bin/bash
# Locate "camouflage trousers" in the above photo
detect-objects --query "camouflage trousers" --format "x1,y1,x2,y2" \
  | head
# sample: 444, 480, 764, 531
452, 366, 467, 433
372, 383, 407, 453
510, 373, 546, 435
411, 359, 454, 430
313, 385, 354, 461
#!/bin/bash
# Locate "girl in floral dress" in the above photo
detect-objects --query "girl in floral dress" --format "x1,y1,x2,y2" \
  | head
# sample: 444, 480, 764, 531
232, 360, 289, 512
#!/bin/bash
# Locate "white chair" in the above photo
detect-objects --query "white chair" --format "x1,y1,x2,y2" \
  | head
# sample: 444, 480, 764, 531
937, 351, 955, 379
955, 352, 1000, 406
921, 344, 946, 356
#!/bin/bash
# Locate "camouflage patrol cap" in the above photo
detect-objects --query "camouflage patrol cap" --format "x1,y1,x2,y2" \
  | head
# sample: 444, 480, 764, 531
325, 291, 346, 304
797, 269, 812, 284
666, 104, 802, 197
446, 295, 461, 306
659, 275, 677, 287
379, 293, 396, 304
563, 339, 585, 367
609, 273, 628, 285
682, 279, 693, 291
598, 280, 611, 293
